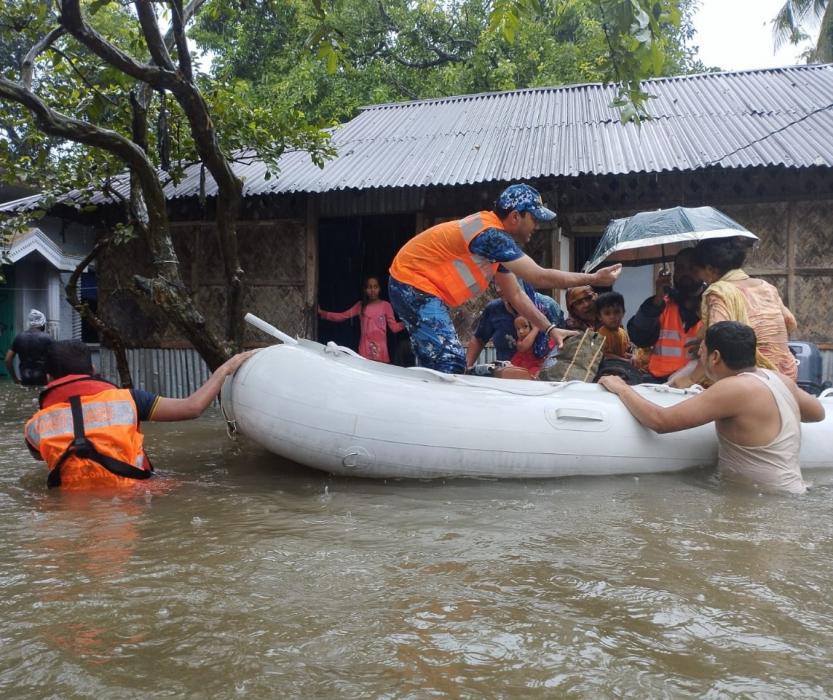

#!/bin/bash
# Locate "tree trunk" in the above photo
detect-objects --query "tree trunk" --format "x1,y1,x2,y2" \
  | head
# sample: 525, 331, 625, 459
64, 238, 134, 387
817, 2, 833, 62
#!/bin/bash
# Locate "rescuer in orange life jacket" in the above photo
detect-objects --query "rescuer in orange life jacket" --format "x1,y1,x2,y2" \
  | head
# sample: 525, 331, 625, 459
24, 340, 255, 490
626, 248, 705, 383
388, 183, 623, 374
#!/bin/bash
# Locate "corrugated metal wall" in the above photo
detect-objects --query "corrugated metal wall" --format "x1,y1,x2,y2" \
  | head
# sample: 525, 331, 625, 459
99, 348, 211, 398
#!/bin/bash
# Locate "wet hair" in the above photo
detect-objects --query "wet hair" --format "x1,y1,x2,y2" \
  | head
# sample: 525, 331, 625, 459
46, 339, 94, 379
692, 237, 749, 275
705, 321, 756, 370
595, 291, 625, 313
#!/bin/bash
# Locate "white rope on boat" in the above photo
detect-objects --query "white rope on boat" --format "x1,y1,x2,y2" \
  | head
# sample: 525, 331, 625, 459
324, 342, 365, 360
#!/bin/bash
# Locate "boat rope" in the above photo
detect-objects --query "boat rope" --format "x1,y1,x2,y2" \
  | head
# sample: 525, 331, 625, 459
324, 342, 365, 360
220, 392, 238, 441
638, 383, 703, 396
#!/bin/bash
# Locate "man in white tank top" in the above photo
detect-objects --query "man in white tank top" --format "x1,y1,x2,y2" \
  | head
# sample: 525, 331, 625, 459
599, 321, 825, 494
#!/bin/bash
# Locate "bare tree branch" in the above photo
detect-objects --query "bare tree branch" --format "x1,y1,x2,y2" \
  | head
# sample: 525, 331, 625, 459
65, 237, 134, 387
22, 26, 65, 90
134, 1, 176, 71
59, 0, 179, 90
0, 76, 230, 368
169, 0, 194, 83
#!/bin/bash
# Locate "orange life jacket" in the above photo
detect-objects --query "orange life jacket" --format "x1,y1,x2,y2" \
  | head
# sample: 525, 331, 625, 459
648, 297, 703, 378
389, 211, 503, 307
25, 376, 152, 490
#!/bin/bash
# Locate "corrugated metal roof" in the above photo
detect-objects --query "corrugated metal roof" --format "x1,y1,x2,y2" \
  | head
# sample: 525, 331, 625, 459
3, 64, 833, 213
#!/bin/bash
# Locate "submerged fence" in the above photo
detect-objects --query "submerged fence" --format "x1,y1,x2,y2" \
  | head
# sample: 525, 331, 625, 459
98, 347, 211, 398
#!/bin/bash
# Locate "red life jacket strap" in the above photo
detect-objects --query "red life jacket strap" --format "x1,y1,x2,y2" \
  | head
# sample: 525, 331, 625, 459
39, 375, 119, 409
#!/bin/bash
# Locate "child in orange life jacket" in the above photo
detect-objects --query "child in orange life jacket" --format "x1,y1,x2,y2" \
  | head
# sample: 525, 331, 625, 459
510, 315, 554, 378
596, 291, 632, 360
24, 340, 255, 490
318, 275, 405, 363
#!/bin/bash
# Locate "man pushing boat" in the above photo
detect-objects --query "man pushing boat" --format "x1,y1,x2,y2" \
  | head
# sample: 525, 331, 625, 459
24, 340, 255, 490
599, 321, 825, 494
388, 183, 622, 374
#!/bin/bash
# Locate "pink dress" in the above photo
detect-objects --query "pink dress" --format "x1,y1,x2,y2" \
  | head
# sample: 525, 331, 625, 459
319, 300, 405, 363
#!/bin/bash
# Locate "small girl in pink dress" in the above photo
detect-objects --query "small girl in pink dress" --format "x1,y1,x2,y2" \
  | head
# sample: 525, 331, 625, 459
318, 276, 405, 363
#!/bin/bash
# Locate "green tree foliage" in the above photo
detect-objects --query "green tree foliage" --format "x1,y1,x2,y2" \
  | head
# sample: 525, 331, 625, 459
0, 1, 331, 366
0, 0, 694, 367
193, 0, 705, 127
772, 0, 832, 62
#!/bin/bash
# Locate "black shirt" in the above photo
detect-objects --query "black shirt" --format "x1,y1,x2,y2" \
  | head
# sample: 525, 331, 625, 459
11, 329, 53, 386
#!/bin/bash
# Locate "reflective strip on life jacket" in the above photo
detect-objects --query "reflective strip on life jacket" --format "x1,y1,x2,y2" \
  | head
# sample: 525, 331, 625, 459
25, 399, 137, 449
389, 211, 502, 307
648, 298, 702, 377
24, 387, 151, 489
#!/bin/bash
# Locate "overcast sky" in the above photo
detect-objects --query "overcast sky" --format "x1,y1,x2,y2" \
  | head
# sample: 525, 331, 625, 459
692, 0, 816, 71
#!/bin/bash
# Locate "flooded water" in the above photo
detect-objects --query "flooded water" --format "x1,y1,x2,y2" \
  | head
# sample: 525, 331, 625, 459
2, 381, 833, 698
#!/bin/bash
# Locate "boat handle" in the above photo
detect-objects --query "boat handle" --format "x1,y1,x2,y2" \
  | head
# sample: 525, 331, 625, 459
244, 312, 298, 345
554, 408, 605, 422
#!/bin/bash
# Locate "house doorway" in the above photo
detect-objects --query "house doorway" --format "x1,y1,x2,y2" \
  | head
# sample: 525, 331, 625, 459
317, 214, 415, 362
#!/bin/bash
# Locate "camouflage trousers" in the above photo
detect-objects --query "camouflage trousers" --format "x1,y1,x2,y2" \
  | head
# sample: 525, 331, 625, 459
388, 278, 466, 374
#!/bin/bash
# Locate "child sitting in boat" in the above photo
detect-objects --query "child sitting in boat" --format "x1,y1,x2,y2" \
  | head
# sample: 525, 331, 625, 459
596, 291, 632, 360
318, 275, 405, 364
510, 315, 555, 378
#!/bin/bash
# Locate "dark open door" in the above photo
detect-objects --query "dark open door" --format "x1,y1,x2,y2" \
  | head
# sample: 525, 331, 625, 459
317, 214, 415, 361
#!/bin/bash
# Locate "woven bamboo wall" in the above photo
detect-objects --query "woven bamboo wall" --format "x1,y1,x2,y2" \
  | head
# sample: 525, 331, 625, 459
98, 218, 308, 346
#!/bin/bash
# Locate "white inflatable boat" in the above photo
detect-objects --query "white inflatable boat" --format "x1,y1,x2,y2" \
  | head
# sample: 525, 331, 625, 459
220, 316, 833, 480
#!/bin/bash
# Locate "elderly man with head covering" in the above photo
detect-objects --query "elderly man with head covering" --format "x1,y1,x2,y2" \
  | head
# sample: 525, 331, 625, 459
564, 286, 599, 331
5, 309, 53, 386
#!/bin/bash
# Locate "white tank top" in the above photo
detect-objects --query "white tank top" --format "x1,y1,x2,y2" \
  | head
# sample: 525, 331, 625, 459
718, 369, 806, 494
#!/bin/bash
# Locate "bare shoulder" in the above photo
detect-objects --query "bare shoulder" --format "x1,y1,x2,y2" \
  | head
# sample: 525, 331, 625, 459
703, 373, 768, 406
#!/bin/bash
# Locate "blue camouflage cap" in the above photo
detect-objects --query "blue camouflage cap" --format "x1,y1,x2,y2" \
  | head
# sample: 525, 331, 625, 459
495, 183, 556, 221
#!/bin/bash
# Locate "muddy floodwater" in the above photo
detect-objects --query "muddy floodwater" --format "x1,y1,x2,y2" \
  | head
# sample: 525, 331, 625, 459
2, 380, 833, 698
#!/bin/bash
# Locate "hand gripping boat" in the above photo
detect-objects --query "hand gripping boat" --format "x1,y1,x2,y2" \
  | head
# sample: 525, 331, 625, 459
220, 315, 833, 480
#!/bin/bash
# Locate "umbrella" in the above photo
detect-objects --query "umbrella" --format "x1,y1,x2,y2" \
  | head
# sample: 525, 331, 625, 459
583, 206, 758, 272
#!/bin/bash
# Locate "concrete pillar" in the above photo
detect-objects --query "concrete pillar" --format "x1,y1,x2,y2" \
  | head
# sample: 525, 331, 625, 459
47, 269, 62, 339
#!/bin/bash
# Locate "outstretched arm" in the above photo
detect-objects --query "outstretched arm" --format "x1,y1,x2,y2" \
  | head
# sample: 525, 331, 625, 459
599, 375, 738, 433
502, 255, 622, 290
318, 302, 361, 323
150, 350, 257, 421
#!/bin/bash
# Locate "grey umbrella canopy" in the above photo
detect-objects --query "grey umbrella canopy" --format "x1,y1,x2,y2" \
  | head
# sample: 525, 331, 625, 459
583, 206, 758, 272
